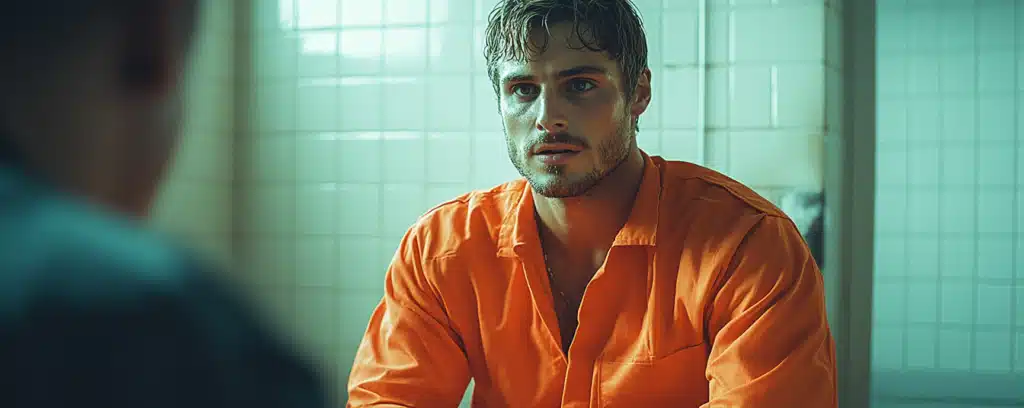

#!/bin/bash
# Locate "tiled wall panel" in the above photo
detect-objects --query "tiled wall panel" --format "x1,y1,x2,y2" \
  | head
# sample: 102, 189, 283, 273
872, 0, 1023, 405
242, 0, 829, 402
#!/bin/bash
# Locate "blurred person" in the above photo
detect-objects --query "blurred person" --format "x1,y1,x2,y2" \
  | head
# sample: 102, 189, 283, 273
348, 0, 837, 407
0, 2, 329, 407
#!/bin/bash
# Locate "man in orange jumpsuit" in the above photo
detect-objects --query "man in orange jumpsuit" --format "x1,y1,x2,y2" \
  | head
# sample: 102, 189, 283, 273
348, 0, 838, 406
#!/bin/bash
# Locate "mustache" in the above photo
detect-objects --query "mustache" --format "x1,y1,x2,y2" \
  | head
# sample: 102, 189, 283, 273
525, 132, 589, 151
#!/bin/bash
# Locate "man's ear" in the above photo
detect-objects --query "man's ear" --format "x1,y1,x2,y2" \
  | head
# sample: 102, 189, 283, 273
630, 68, 652, 118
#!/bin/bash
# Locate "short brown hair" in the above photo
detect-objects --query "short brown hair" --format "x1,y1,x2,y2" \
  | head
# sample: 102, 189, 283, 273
483, 0, 649, 99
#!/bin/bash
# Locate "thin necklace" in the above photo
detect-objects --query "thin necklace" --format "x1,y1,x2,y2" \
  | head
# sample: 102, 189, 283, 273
543, 251, 573, 311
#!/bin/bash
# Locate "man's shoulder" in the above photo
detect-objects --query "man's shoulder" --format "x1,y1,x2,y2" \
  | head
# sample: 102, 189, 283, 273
0, 194, 330, 407
652, 157, 799, 254
0, 183, 205, 313
422, 179, 528, 216
0, 181, 283, 350
652, 159, 815, 300
655, 158, 787, 219
403, 179, 528, 256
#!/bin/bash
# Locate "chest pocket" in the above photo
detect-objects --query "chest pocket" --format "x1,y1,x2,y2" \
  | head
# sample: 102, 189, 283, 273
597, 344, 709, 407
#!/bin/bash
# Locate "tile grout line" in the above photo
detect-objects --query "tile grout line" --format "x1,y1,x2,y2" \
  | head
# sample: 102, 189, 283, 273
422, 0, 433, 225
934, 1, 945, 369
374, 0, 387, 297
469, 1, 478, 194
901, 1, 911, 371
970, 1, 981, 373
1009, 0, 1020, 374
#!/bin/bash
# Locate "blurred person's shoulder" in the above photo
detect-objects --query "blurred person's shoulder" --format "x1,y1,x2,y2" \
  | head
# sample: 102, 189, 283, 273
0, 162, 266, 343
0, 165, 330, 407
0, 165, 209, 308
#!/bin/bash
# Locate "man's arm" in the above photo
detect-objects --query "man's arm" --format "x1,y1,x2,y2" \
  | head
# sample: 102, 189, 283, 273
703, 214, 837, 407
347, 228, 471, 407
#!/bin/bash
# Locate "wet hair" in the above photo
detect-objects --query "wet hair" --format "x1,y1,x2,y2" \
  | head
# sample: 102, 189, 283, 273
483, 0, 649, 99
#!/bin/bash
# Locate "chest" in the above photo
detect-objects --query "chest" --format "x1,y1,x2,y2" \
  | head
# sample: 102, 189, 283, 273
442, 251, 711, 406
542, 255, 596, 353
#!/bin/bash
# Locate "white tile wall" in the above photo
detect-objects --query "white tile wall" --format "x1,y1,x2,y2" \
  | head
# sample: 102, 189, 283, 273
241, 0, 831, 403
151, 0, 235, 266
872, 0, 1023, 404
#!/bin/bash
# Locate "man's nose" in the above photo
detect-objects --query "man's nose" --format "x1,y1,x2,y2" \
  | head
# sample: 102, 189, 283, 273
535, 93, 568, 133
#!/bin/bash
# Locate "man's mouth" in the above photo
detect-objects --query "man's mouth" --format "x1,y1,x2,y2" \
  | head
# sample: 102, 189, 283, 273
532, 143, 583, 156
537, 149, 577, 154
531, 143, 583, 165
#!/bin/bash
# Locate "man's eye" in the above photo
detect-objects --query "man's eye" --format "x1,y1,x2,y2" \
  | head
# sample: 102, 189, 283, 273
512, 84, 539, 97
568, 79, 596, 93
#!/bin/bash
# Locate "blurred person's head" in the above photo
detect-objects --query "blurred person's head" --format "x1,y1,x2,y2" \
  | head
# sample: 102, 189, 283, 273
484, 0, 651, 198
0, 1, 200, 217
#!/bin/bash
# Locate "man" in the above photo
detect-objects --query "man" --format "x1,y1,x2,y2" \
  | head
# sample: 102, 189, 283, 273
348, 0, 837, 406
0, 2, 329, 407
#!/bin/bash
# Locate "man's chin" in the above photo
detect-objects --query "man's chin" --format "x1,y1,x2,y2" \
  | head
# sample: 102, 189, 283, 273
527, 175, 598, 199
531, 187, 577, 199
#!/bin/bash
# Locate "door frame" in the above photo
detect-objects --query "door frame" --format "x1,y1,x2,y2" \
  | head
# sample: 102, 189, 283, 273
824, 1, 876, 407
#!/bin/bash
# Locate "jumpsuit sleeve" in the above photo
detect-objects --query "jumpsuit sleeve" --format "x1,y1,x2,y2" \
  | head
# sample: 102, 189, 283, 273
703, 214, 838, 407
347, 227, 471, 407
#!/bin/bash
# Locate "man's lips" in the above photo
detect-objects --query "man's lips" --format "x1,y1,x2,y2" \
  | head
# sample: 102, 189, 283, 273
531, 144, 583, 165
531, 143, 583, 155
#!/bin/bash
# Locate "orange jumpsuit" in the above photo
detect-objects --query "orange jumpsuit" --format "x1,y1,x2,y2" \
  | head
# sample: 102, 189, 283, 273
348, 156, 837, 407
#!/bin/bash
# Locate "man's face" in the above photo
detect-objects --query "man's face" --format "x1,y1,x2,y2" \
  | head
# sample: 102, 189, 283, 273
66, 2, 193, 216
0, 2, 194, 217
92, 2, 193, 216
496, 22, 647, 198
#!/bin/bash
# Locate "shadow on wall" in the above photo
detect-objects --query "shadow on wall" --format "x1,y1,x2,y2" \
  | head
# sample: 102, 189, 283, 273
777, 190, 825, 269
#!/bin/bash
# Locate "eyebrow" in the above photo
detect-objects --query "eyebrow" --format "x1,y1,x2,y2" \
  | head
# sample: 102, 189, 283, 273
500, 65, 609, 85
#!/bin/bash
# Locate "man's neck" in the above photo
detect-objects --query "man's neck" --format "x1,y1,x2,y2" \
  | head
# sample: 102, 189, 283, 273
2, 135, 153, 218
533, 148, 646, 263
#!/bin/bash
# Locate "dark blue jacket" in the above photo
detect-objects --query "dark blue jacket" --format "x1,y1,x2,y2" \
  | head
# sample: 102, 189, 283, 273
0, 141, 331, 408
